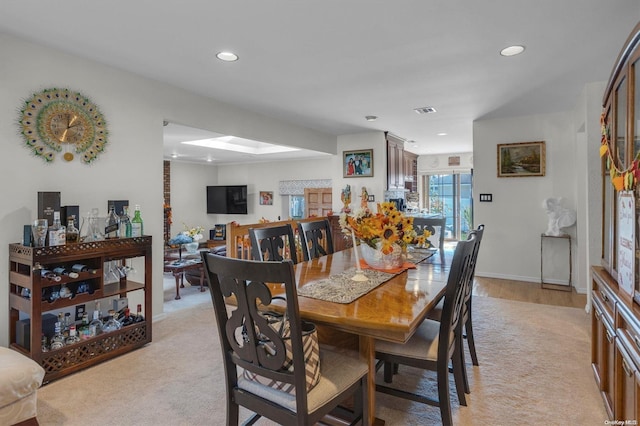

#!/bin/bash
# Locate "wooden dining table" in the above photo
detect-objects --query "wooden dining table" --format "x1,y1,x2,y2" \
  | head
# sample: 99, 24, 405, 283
266, 247, 449, 425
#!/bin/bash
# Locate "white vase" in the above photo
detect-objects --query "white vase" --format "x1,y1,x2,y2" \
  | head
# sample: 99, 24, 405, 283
359, 241, 404, 270
183, 242, 199, 254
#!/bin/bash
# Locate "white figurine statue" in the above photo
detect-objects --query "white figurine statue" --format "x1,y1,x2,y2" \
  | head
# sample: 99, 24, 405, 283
543, 197, 576, 236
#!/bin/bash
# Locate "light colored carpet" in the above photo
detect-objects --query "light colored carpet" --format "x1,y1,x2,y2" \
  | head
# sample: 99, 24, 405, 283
35, 280, 606, 425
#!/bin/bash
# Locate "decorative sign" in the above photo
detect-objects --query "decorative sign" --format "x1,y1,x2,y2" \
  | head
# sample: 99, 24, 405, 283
448, 156, 460, 166
617, 191, 635, 297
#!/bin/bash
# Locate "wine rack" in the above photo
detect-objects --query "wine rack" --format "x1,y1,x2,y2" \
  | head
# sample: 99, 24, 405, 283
8, 236, 152, 383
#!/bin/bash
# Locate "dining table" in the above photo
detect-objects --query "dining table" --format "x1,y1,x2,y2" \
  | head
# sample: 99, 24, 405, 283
266, 246, 449, 425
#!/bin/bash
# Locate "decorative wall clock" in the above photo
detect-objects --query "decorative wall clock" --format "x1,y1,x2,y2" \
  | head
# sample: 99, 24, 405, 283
18, 88, 108, 163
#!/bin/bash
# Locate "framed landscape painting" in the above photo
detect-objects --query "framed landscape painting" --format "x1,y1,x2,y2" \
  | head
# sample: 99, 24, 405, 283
343, 149, 373, 177
497, 141, 546, 177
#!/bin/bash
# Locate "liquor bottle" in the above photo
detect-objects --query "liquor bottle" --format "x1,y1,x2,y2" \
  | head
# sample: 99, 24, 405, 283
48, 211, 66, 246
50, 322, 65, 350
65, 325, 80, 345
119, 307, 134, 327
119, 205, 132, 238
41, 333, 49, 352
71, 264, 98, 274
66, 216, 80, 243
40, 269, 62, 282
102, 310, 121, 333
53, 266, 79, 279
63, 312, 72, 337
105, 205, 120, 238
78, 312, 91, 340
131, 205, 143, 237
134, 304, 144, 323
89, 309, 103, 337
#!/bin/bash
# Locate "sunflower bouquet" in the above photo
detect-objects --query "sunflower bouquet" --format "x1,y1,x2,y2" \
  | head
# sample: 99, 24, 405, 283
340, 202, 425, 254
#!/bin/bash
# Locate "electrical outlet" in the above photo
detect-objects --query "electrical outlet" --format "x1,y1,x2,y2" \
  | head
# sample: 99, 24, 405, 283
75, 304, 86, 321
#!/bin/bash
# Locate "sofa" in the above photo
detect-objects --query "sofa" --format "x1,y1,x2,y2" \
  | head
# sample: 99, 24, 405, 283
0, 347, 45, 425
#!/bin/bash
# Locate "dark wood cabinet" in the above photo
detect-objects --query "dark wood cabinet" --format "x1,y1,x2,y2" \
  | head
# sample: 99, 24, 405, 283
8, 237, 152, 382
327, 215, 352, 252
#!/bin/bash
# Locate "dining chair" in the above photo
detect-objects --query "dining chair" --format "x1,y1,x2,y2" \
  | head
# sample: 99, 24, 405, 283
249, 224, 299, 264
201, 253, 369, 426
297, 219, 334, 261
412, 217, 446, 264
374, 233, 478, 426
427, 224, 485, 395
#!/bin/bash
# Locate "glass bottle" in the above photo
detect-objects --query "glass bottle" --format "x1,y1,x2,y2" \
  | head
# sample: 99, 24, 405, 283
41, 269, 62, 282
48, 211, 66, 246
66, 216, 79, 243
53, 266, 79, 279
63, 312, 72, 337
119, 205, 132, 238
71, 263, 98, 274
65, 325, 80, 345
78, 312, 91, 340
105, 205, 120, 238
89, 309, 103, 337
41, 333, 49, 352
102, 310, 121, 333
50, 322, 65, 350
131, 205, 143, 237
119, 307, 134, 327
134, 304, 144, 323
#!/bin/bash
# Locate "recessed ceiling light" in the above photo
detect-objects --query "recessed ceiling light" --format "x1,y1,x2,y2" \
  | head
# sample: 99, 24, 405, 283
216, 51, 238, 62
365, 115, 378, 121
437, 132, 447, 136
500, 45, 525, 57
171, 153, 178, 158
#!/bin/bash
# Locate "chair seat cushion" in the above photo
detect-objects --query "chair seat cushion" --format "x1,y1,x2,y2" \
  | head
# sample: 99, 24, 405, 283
0, 347, 45, 409
375, 318, 440, 361
237, 347, 367, 413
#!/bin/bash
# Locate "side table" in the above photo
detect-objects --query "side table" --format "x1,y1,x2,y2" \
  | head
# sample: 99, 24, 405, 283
163, 259, 205, 299
540, 233, 572, 291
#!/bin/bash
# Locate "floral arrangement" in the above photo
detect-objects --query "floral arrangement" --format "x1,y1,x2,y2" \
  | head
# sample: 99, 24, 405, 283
340, 202, 430, 254
168, 224, 204, 245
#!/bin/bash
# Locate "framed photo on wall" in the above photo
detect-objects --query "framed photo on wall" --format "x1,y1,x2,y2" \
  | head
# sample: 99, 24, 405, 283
343, 149, 373, 177
259, 191, 273, 205
497, 141, 546, 177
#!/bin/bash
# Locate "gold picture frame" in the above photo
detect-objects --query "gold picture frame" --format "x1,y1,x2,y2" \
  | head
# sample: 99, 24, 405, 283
497, 141, 546, 177
343, 149, 373, 177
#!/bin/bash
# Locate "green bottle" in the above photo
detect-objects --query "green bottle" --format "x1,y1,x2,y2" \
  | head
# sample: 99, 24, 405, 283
131, 204, 143, 237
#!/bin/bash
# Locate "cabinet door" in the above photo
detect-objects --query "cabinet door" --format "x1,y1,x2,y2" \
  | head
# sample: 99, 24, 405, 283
387, 139, 404, 189
616, 336, 637, 421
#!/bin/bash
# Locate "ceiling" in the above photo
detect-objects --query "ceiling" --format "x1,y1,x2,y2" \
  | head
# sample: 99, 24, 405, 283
2, 1, 639, 164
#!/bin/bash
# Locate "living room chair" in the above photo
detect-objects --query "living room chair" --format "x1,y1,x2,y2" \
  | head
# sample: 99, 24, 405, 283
413, 217, 446, 264
201, 253, 369, 426
297, 219, 334, 261
374, 233, 478, 426
249, 224, 299, 264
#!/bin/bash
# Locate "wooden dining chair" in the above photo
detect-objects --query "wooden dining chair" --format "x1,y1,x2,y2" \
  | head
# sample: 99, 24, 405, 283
374, 233, 478, 426
297, 219, 334, 261
249, 224, 299, 264
427, 224, 485, 395
201, 253, 369, 426
412, 217, 446, 264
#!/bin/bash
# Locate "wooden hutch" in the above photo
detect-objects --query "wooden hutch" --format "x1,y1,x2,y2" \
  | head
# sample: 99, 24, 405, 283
592, 21, 640, 420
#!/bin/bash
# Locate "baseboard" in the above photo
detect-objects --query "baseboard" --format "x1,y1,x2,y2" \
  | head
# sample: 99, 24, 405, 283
475, 271, 587, 294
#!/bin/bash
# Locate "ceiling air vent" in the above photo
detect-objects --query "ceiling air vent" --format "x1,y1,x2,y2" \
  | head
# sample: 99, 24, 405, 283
414, 106, 437, 114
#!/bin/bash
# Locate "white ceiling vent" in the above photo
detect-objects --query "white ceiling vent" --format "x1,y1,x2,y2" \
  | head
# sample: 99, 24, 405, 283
414, 106, 437, 114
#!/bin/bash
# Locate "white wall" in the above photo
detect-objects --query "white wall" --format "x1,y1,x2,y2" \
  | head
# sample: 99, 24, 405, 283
473, 112, 580, 287
0, 34, 336, 346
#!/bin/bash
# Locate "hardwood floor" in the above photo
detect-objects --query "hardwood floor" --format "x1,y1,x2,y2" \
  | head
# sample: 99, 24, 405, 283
473, 276, 587, 309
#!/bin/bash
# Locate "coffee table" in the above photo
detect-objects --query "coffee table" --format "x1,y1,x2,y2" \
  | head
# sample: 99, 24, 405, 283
163, 259, 205, 300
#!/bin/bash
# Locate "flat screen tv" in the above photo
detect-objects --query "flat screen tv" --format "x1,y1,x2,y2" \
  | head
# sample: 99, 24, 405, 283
206, 185, 248, 214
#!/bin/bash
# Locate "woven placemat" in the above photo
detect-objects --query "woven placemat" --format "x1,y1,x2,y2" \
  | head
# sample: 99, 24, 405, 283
297, 267, 395, 304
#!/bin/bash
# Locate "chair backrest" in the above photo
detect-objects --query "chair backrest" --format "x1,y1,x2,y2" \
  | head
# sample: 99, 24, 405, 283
461, 224, 484, 320
201, 253, 312, 414
249, 224, 298, 264
297, 219, 334, 261
413, 217, 446, 260
437, 233, 477, 362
